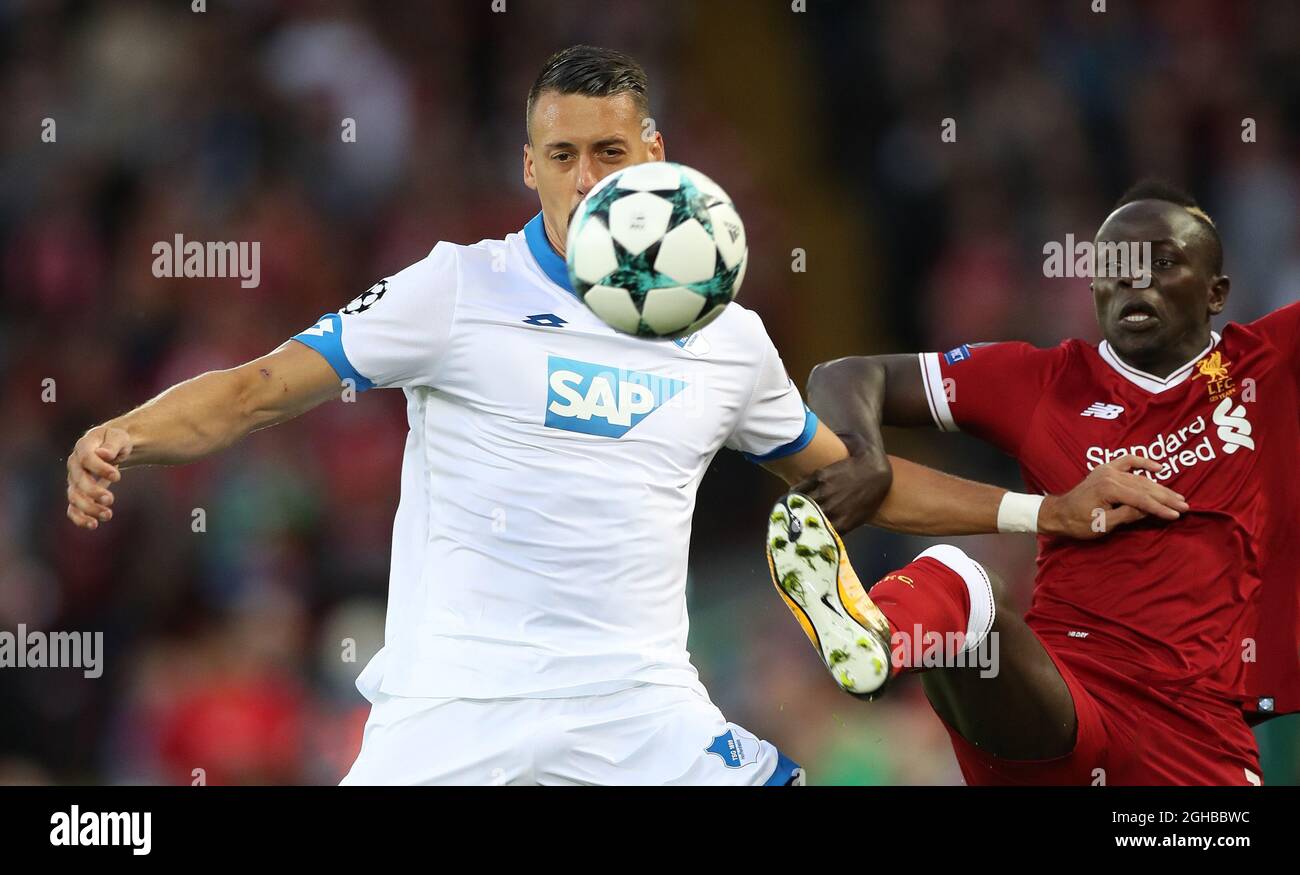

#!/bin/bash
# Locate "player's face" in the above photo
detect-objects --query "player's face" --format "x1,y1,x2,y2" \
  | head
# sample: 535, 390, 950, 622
1091, 200, 1230, 375
523, 91, 665, 256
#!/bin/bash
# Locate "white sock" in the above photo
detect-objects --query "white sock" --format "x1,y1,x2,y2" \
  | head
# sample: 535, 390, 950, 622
913, 544, 996, 653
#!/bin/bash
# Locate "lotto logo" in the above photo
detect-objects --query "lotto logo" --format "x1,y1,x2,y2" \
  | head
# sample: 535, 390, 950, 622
545, 356, 686, 438
1081, 402, 1124, 419
523, 313, 567, 327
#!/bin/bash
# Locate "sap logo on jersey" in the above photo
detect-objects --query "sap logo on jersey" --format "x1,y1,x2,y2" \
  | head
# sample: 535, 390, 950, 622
545, 356, 687, 438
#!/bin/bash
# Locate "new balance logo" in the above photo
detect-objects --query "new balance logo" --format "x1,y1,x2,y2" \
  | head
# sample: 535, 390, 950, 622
545, 356, 686, 438
1081, 402, 1124, 419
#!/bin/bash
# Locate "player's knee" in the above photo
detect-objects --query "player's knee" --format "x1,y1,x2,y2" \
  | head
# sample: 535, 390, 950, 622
913, 544, 998, 644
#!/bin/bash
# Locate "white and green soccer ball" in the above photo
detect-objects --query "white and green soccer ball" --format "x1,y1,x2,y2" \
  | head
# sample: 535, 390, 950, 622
565, 161, 748, 339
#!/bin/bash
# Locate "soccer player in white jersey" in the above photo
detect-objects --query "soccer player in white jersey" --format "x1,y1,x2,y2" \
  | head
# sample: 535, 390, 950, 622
64, 46, 1167, 785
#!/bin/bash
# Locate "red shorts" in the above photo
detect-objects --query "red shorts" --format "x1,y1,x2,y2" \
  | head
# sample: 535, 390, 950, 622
940, 629, 1262, 786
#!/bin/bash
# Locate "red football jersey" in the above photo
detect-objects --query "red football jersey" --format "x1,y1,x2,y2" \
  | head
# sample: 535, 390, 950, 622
919, 301, 1300, 719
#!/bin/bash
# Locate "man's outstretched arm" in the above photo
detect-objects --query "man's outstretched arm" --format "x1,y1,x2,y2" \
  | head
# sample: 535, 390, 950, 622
770, 354, 1189, 538
64, 340, 340, 529
763, 421, 1186, 539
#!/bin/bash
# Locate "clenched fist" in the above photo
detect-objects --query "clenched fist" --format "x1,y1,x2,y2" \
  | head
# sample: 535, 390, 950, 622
789, 432, 893, 533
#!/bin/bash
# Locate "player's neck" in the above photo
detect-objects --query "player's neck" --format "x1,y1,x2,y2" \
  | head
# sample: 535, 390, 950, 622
1112, 331, 1213, 379
542, 218, 567, 260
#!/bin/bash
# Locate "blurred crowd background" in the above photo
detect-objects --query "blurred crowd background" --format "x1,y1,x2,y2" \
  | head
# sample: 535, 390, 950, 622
1, 0, 1297, 785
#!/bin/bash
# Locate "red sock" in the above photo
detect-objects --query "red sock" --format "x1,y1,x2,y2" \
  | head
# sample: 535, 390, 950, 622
869, 551, 975, 672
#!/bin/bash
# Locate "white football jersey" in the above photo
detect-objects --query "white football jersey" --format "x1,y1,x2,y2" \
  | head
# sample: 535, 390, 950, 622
292, 213, 816, 700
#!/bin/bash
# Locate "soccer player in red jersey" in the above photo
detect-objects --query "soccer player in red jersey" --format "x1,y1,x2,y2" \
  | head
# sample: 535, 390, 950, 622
770, 180, 1299, 785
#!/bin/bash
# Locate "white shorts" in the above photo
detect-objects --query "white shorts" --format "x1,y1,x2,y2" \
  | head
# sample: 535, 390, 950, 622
340, 682, 803, 786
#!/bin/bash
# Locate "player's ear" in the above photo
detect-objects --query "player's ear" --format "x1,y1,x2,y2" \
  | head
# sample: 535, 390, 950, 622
1208, 275, 1230, 316
523, 143, 538, 191
648, 131, 666, 162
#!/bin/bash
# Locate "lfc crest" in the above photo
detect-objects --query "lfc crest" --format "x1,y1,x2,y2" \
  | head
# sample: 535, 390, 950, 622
1193, 350, 1236, 402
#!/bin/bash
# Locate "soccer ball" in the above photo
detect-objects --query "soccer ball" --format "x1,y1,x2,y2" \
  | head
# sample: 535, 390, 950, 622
565, 161, 748, 339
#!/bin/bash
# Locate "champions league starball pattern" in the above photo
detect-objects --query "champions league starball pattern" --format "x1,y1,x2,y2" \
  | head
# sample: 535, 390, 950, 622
565, 161, 748, 339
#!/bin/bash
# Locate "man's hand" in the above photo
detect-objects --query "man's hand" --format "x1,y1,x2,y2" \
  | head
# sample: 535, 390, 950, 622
1039, 454, 1189, 539
790, 432, 893, 532
62, 342, 343, 531
65, 425, 133, 530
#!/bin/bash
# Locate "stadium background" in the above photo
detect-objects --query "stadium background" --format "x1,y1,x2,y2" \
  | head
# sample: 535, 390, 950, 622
2, 0, 1297, 784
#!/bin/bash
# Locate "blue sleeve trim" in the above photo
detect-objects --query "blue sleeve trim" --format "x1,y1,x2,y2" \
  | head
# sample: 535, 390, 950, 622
763, 750, 804, 786
291, 313, 374, 392
743, 408, 819, 464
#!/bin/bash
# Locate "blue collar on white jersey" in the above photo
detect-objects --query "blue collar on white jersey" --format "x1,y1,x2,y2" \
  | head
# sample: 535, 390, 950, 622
523, 212, 574, 294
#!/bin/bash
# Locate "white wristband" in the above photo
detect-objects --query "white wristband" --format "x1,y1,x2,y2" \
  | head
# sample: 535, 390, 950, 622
997, 492, 1044, 534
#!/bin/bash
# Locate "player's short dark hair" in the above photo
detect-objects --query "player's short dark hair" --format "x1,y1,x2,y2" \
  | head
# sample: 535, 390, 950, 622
526, 45, 650, 140
1114, 178, 1223, 273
